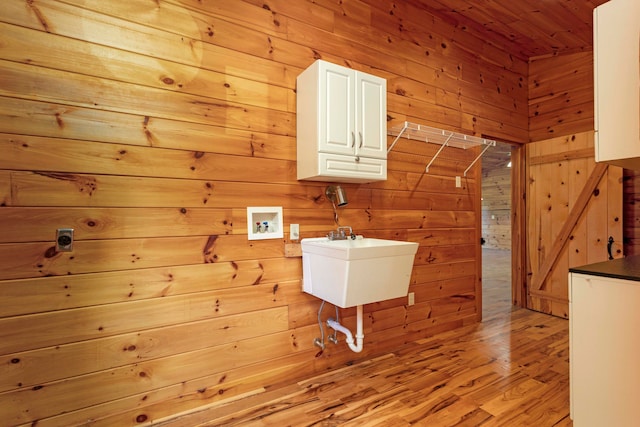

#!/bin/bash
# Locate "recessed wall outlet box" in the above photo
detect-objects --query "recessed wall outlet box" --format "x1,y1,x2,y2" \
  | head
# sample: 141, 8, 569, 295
247, 207, 284, 240
455, 176, 462, 188
56, 228, 74, 252
408, 292, 415, 306
290, 223, 300, 240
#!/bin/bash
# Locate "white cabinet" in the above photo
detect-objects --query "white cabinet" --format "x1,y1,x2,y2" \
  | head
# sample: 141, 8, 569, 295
593, 0, 640, 168
569, 271, 640, 426
296, 60, 387, 183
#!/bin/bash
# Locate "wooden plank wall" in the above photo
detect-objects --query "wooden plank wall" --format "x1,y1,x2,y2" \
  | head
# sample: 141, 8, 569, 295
529, 52, 595, 142
0, 0, 528, 424
481, 166, 511, 250
623, 169, 640, 256
529, 52, 640, 258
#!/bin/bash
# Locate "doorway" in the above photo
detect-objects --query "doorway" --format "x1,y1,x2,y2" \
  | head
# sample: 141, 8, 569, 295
481, 141, 515, 318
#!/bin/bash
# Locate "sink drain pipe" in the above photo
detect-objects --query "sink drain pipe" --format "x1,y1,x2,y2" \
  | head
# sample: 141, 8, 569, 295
327, 305, 364, 353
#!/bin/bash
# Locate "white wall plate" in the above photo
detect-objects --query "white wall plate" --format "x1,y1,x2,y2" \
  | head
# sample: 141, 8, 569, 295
247, 207, 284, 240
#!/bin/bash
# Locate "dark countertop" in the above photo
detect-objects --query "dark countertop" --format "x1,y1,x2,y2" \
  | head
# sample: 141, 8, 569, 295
569, 255, 640, 282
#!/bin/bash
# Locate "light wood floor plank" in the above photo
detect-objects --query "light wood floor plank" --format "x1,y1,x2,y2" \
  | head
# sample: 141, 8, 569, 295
158, 249, 572, 426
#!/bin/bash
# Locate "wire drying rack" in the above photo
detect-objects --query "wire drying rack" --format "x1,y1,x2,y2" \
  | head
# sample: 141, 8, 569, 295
387, 121, 496, 175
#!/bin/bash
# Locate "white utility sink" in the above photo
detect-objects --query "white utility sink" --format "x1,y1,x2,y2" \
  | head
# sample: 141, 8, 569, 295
301, 237, 419, 308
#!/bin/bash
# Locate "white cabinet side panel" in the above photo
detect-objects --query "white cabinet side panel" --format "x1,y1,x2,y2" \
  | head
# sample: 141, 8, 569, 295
594, 0, 640, 163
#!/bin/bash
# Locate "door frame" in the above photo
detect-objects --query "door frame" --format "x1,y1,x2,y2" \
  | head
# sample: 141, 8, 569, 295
479, 138, 527, 309
511, 143, 527, 308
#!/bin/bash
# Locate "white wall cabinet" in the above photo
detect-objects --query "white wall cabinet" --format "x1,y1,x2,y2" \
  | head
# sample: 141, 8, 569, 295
593, 0, 640, 168
296, 60, 387, 183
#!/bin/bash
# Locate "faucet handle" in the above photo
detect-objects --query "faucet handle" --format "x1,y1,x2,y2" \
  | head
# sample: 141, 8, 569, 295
337, 226, 355, 239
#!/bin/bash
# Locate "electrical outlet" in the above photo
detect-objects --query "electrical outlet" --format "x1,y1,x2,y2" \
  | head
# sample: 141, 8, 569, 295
455, 176, 462, 188
290, 223, 300, 240
408, 292, 415, 306
56, 228, 74, 252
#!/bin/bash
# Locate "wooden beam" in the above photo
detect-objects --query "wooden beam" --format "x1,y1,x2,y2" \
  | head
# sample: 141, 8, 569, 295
528, 288, 572, 304
532, 162, 608, 291
528, 147, 594, 165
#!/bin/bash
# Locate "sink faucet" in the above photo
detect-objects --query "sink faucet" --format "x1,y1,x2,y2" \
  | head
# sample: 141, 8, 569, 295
327, 226, 356, 240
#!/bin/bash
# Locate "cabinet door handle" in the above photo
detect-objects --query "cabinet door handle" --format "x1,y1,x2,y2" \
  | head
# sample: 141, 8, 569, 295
351, 132, 355, 147
359, 132, 363, 148
607, 236, 614, 260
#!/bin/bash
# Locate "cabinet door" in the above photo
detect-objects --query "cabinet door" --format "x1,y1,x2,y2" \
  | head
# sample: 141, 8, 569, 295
356, 73, 387, 159
594, 0, 640, 167
570, 273, 640, 426
319, 63, 356, 156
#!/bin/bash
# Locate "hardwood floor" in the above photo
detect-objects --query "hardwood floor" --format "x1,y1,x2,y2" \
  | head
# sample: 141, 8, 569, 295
159, 249, 571, 426
482, 248, 515, 318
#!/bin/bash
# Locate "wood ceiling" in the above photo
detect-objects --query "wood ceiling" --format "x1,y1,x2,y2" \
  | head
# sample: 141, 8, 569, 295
413, 0, 610, 60
412, 0, 611, 170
